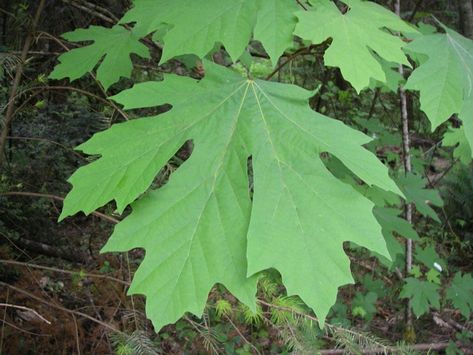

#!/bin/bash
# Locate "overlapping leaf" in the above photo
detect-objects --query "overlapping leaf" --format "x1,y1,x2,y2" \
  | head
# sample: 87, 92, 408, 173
61, 62, 400, 329
405, 25, 473, 154
122, 0, 299, 64
50, 25, 149, 90
294, 0, 414, 92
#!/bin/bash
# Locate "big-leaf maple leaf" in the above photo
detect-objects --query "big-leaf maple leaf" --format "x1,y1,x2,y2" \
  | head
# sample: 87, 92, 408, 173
405, 25, 473, 154
61, 62, 401, 330
50, 25, 149, 90
122, 0, 299, 64
294, 0, 414, 92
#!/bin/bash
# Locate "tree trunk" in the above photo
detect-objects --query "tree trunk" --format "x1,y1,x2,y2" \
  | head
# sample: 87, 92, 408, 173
458, 0, 473, 39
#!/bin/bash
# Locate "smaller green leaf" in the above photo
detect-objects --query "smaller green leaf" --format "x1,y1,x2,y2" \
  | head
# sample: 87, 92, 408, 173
405, 24, 473, 151
400, 278, 440, 318
50, 25, 149, 90
446, 272, 473, 318
294, 0, 415, 92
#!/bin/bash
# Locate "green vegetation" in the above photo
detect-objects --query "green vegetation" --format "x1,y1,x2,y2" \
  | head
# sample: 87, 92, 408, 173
1, 0, 473, 353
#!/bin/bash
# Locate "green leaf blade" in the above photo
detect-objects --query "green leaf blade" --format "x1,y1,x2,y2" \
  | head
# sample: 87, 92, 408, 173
50, 25, 149, 90
294, 0, 414, 92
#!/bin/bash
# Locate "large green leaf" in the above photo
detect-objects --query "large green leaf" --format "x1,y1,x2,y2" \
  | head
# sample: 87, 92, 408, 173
61, 62, 400, 329
294, 0, 414, 92
405, 25, 473, 152
50, 25, 149, 90
122, 0, 299, 64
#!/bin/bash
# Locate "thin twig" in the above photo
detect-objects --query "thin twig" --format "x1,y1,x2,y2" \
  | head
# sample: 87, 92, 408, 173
3, 85, 126, 119
0, 259, 129, 286
6, 136, 86, 160
74, 0, 120, 22
295, 0, 308, 11
0, 289, 8, 353
125, 253, 139, 330
0, 303, 51, 324
71, 313, 82, 355
0, 191, 120, 224
60, 0, 114, 24
7, 50, 62, 56
224, 315, 261, 355
266, 46, 315, 80
0, 319, 50, 337
0, 281, 126, 336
